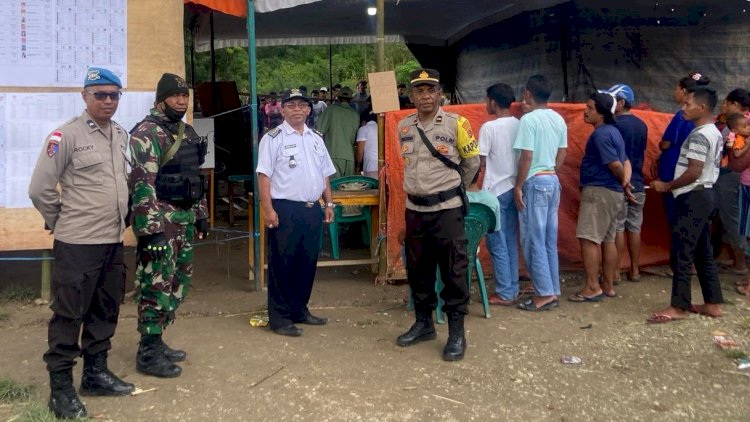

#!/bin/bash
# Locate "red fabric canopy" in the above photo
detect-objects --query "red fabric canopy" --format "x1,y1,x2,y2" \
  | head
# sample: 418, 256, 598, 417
384, 103, 673, 278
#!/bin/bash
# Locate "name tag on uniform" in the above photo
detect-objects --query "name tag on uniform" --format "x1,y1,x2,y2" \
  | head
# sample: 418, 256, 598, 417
284, 144, 297, 149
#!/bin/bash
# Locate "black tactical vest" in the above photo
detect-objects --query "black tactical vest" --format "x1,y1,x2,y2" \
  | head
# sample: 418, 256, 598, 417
139, 116, 207, 207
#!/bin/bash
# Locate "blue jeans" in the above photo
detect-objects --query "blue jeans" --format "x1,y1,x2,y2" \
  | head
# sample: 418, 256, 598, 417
519, 175, 561, 296
486, 189, 519, 300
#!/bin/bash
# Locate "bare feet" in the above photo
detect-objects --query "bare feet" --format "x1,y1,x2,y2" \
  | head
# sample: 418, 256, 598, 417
687, 303, 723, 318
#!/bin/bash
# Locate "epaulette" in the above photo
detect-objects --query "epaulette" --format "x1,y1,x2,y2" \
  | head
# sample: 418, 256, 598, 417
312, 129, 324, 138
268, 127, 281, 138
443, 111, 459, 120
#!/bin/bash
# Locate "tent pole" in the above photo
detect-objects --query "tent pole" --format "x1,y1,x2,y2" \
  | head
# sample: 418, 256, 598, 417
375, 0, 388, 282
376, 0, 384, 72
329, 44, 333, 101
246, 0, 261, 290
210, 10, 217, 115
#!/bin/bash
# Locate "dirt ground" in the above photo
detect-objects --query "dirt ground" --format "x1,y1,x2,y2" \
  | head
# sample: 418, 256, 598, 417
2, 236, 750, 421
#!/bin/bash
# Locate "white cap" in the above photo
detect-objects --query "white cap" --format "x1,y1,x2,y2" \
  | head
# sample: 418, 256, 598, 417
320, 87, 328, 92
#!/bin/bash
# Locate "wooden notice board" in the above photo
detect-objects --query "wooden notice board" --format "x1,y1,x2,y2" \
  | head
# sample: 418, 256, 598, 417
0, 0, 186, 252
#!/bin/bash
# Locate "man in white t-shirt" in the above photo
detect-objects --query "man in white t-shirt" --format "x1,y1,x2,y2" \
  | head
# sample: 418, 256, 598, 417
478, 83, 521, 306
311, 90, 328, 126
649, 86, 724, 323
356, 110, 378, 178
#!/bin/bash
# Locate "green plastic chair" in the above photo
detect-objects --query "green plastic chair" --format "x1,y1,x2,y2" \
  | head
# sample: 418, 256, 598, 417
407, 202, 495, 323
324, 175, 379, 259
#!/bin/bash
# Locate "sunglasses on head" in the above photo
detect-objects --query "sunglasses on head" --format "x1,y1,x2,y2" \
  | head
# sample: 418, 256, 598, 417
86, 90, 122, 101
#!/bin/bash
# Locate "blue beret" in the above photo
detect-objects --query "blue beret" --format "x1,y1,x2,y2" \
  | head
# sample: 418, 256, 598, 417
84, 67, 122, 89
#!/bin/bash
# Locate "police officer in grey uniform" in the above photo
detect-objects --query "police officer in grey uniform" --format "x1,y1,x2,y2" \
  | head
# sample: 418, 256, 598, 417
256, 88, 336, 337
396, 69, 481, 361
28, 67, 134, 419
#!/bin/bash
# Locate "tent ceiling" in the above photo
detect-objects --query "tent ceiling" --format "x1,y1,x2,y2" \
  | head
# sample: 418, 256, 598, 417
189, 0, 569, 50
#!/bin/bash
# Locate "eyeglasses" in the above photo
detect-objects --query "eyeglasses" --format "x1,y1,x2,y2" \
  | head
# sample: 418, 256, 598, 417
86, 90, 122, 101
283, 102, 310, 110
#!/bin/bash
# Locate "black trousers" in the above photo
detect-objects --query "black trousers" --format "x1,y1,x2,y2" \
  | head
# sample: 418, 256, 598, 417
44, 241, 125, 372
670, 189, 723, 310
405, 207, 470, 315
267, 199, 323, 330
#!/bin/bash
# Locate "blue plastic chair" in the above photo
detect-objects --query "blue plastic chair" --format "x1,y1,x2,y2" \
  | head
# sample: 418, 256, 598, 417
324, 176, 379, 259
406, 202, 495, 323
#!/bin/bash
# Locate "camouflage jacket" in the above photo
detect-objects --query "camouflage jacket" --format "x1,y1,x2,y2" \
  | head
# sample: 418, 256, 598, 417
129, 108, 209, 236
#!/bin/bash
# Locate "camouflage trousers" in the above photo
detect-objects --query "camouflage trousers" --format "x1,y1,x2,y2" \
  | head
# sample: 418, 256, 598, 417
135, 222, 195, 335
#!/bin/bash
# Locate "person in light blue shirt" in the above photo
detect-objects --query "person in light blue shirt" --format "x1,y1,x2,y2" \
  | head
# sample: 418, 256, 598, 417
466, 170, 500, 232
512, 75, 567, 312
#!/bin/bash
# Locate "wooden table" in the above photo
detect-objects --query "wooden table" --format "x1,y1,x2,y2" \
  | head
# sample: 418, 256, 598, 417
252, 189, 380, 289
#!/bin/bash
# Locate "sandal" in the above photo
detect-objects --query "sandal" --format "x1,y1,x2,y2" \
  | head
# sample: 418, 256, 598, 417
517, 298, 559, 312
568, 291, 604, 303
646, 312, 685, 324
489, 295, 516, 306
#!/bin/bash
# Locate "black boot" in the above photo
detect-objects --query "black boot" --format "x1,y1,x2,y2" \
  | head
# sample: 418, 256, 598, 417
156, 336, 187, 363
397, 311, 437, 347
49, 369, 87, 419
443, 312, 467, 361
136, 334, 182, 378
80, 351, 135, 396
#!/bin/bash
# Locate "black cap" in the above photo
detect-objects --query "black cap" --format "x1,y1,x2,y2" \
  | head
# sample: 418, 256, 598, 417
282, 88, 312, 106
409, 68, 440, 87
156, 73, 189, 103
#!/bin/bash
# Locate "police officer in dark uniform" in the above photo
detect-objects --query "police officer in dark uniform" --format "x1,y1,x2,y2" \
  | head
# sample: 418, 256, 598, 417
396, 69, 480, 361
256, 89, 336, 337
29, 67, 134, 419
129, 73, 209, 378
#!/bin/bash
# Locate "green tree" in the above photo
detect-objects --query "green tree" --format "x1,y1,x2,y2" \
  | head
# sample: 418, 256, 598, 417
187, 43, 420, 96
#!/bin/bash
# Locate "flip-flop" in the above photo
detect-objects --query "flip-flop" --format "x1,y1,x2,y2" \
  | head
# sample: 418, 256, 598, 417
646, 312, 685, 324
568, 291, 605, 302
687, 304, 722, 318
517, 298, 559, 312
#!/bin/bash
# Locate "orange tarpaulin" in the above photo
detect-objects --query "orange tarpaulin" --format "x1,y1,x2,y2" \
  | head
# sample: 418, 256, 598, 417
184, 0, 247, 17
384, 103, 674, 278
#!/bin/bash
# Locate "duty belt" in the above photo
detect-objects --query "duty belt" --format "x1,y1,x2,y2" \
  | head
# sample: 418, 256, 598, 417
408, 186, 462, 207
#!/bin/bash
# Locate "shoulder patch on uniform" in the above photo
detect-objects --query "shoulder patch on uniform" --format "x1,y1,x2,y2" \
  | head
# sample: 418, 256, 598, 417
443, 112, 459, 120
312, 129, 324, 138
86, 119, 97, 129
46, 131, 63, 157
268, 127, 281, 138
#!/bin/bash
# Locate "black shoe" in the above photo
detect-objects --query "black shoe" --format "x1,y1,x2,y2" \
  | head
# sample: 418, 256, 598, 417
136, 335, 182, 378
80, 352, 135, 396
397, 312, 436, 347
443, 335, 467, 361
273, 325, 303, 336
443, 312, 466, 361
49, 370, 87, 419
298, 313, 328, 326
157, 337, 187, 363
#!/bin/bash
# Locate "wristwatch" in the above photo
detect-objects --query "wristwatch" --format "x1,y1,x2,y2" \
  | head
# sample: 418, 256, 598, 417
325, 202, 335, 208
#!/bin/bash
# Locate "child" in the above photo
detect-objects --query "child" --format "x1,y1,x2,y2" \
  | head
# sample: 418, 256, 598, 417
728, 113, 750, 295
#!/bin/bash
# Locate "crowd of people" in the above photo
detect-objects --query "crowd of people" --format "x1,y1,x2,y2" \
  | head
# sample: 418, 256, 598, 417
27, 64, 750, 418
476, 72, 750, 325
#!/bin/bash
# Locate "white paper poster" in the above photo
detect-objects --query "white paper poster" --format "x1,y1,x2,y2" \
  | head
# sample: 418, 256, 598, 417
0, 91, 155, 208
0, 0, 127, 87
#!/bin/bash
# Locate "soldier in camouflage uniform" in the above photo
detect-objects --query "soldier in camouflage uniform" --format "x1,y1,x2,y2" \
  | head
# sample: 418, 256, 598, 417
129, 73, 209, 378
